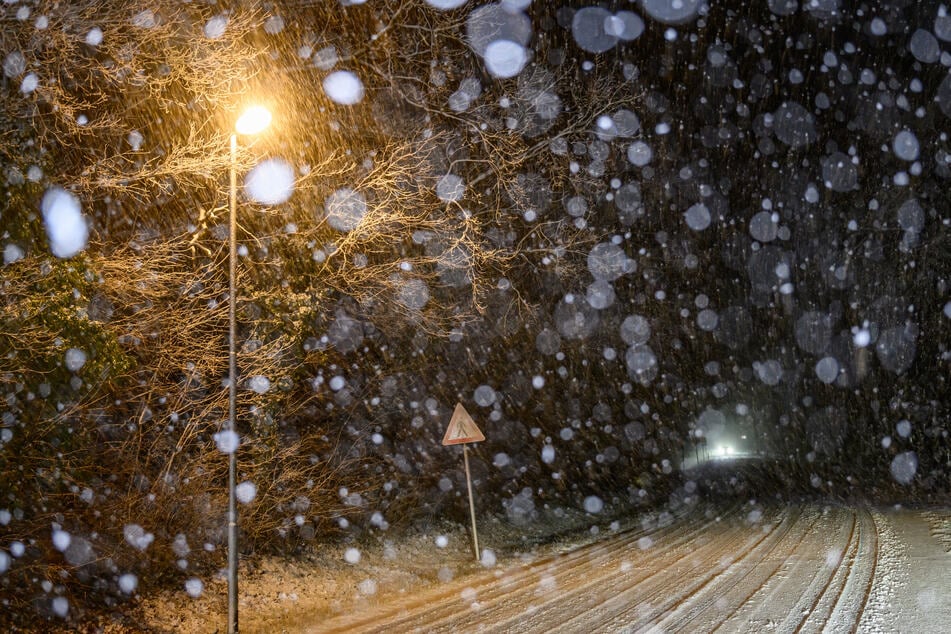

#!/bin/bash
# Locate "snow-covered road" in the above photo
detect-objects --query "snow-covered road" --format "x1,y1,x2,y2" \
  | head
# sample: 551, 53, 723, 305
304, 504, 950, 633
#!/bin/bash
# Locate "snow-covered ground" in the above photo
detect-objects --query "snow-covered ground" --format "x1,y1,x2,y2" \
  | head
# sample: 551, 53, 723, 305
859, 508, 951, 633
122, 503, 949, 633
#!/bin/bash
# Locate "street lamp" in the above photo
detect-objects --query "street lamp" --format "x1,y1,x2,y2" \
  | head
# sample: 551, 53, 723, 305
226, 105, 271, 634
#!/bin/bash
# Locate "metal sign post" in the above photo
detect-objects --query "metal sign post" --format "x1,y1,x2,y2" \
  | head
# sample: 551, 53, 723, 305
442, 403, 485, 562
462, 444, 479, 560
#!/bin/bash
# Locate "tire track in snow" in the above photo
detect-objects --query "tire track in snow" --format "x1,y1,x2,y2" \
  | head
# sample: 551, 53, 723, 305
838, 508, 879, 633
717, 505, 859, 632
499, 506, 755, 634
617, 507, 803, 633
543, 507, 789, 633
855, 509, 908, 634
645, 508, 816, 632
681, 506, 827, 633
797, 507, 879, 633
301, 504, 890, 634
396, 505, 742, 633
791, 506, 859, 632
309, 505, 732, 633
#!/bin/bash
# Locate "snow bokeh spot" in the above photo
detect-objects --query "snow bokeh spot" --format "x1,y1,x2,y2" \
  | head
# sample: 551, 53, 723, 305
65, 348, 87, 372
203, 14, 228, 39
684, 203, 711, 231
184, 578, 204, 598
323, 71, 364, 105
247, 375, 271, 394
325, 188, 367, 232
641, 0, 701, 24
466, 4, 531, 58
484, 40, 528, 78
398, 279, 430, 310
244, 159, 295, 205
41, 187, 88, 258
214, 430, 240, 454
474, 384, 496, 406
425, 0, 467, 8
123, 524, 154, 551
85, 28, 103, 46
583, 495, 604, 514
236, 481, 257, 504
344, 547, 361, 564
890, 451, 918, 485
436, 174, 465, 202
118, 574, 138, 594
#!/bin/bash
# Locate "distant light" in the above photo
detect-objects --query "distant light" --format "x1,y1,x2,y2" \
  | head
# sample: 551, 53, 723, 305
235, 106, 272, 135
715, 445, 733, 458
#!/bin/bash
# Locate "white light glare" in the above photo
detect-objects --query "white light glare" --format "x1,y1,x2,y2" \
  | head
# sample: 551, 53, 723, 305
235, 106, 272, 135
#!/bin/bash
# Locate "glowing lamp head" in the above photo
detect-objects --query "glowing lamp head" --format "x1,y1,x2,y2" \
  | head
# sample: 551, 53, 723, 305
235, 106, 272, 135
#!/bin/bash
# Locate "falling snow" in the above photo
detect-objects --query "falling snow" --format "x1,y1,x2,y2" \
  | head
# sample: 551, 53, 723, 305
244, 159, 295, 205
2, 1, 950, 630
40, 187, 88, 258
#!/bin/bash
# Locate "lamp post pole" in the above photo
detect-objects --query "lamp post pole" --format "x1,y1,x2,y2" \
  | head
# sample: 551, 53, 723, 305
227, 132, 240, 634
224, 106, 271, 634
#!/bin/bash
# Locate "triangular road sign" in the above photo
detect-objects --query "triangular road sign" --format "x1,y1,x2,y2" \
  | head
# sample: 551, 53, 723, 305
442, 403, 485, 445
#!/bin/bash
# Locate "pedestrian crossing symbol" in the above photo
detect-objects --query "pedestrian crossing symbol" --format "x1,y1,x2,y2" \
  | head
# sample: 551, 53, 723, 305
441, 403, 485, 445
